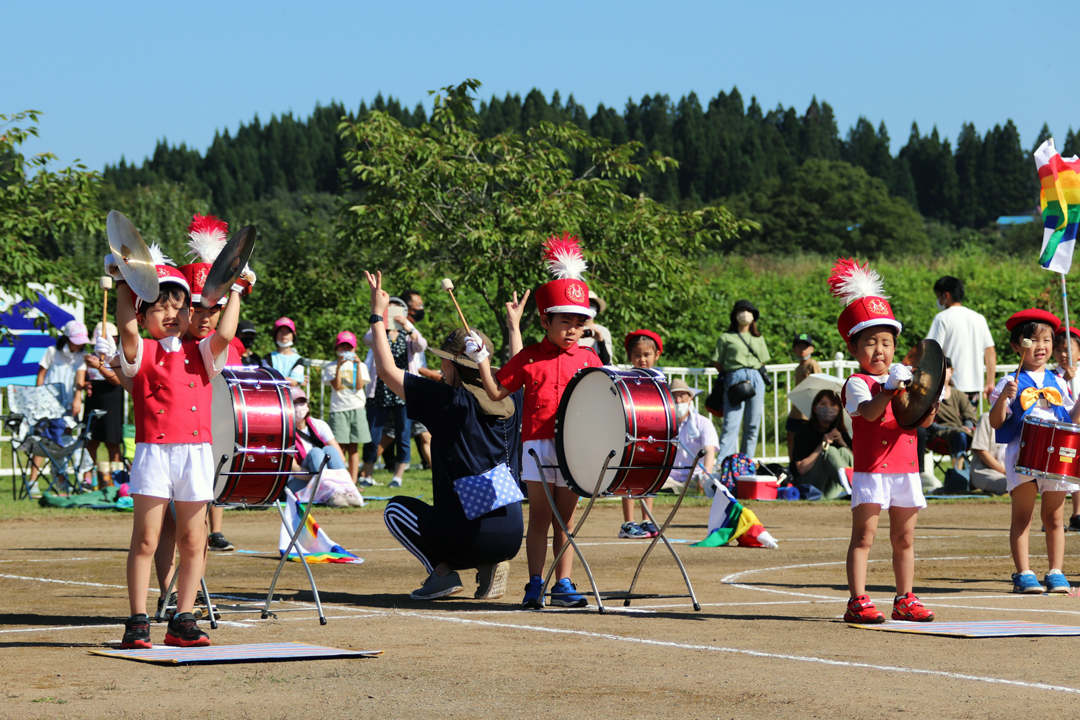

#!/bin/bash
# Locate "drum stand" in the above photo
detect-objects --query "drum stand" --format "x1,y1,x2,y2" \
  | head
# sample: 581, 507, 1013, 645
155, 456, 331, 627
528, 448, 706, 614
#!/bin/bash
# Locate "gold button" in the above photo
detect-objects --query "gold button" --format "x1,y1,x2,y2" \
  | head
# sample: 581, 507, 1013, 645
189, 382, 195, 388
882, 463, 888, 468
158, 361, 164, 366
909, 438, 913, 444
191, 406, 197, 412
910, 461, 915, 466
184, 359, 190, 364
882, 440, 888, 445
157, 409, 164, 414
158, 433, 165, 439
193, 430, 198, 436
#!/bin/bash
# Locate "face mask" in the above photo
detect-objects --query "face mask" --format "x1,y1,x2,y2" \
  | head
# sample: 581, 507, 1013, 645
675, 401, 691, 417
276, 340, 293, 349
935, 300, 946, 311
736, 311, 753, 326
294, 405, 309, 423
240, 336, 254, 349
411, 308, 425, 322
815, 405, 839, 422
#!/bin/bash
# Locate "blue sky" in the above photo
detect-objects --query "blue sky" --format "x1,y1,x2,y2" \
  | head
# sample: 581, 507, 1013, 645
6, 1, 1075, 172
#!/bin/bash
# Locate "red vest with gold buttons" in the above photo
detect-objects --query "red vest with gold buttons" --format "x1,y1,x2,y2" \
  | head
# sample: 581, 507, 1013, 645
841, 373, 918, 473
132, 338, 214, 444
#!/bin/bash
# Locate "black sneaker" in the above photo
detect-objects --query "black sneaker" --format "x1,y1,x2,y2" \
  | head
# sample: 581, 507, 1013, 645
156, 591, 178, 619
164, 612, 210, 647
208, 532, 235, 552
120, 613, 152, 649
1069, 515, 1080, 532
195, 591, 221, 620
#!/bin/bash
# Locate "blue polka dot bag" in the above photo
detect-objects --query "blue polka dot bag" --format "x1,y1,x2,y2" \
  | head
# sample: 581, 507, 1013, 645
453, 463, 525, 520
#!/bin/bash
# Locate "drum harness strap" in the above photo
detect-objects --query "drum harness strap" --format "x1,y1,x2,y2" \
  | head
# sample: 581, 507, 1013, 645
295, 418, 328, 461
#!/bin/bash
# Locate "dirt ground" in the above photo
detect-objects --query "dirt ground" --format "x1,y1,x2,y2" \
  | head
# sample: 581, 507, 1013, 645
3, 497, 1080, 719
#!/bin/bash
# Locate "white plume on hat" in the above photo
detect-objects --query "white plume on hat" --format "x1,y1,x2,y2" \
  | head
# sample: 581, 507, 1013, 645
186, 214, 229, 263
148, 242, 176, 267
828, 258, 888, 306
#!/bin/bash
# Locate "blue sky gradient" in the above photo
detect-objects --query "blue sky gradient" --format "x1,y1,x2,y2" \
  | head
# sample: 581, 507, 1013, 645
6, 1, 1073, 172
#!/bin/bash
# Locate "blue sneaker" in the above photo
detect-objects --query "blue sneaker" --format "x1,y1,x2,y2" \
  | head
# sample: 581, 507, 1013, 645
549, 578, 588, 608
522, 575, 544, 609
619, 522, 647, 538
1012, 571, 1045, 594
1045, 571, 1071, 594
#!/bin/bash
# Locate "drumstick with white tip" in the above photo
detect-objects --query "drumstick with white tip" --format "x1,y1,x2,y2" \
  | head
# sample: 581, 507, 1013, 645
99, 275, 113, 356
440, 278, 471, 335
1015, 338, 1033, 383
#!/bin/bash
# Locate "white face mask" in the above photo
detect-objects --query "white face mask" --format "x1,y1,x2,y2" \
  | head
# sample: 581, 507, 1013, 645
276, 340, 293, 349
675, 401, 691, 417
935, 300, 946, 312
736, 311, 753, 326
294, 404, 309, 423
815, 405, 839, 423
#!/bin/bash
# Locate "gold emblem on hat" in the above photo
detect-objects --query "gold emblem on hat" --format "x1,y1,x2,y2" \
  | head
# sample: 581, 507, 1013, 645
565, 282, 585, 304
868, 298, 888, 315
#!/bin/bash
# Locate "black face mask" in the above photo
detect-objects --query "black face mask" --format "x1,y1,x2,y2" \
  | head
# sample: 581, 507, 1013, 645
240, 335, 255, 349
410, 308, 425, 323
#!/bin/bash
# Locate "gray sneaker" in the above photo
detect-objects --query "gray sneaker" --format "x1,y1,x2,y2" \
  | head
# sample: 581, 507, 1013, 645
474, 561, 510, 600
410, 571, 464, 600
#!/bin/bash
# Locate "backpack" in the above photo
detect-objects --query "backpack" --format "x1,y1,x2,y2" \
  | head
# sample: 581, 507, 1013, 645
717, 453, 757, 492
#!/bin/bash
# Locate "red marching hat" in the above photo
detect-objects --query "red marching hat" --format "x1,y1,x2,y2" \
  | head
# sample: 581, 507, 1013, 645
534, 233, 595, 318
132, 243, 189, 311
179, 214, 229, 306
828, 258, 902, 340
1007, 309, 1061, 333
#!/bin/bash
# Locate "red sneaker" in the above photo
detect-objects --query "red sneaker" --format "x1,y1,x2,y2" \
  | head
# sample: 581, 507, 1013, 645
844, 594, 885, 624
892, 593, 935, 622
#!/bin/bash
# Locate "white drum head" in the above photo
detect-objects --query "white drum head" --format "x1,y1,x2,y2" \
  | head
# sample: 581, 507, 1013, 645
558, 370, 626, 495
210, 372, 237, 498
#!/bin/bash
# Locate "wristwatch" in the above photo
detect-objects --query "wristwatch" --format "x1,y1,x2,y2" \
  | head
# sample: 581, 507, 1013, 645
369, 314, 383, 324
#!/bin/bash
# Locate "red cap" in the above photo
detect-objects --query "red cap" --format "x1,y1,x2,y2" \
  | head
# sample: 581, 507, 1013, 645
535, 278, 594, 317
624, 329, 663, 356
837, 297, 901, 340
828, 258, 902, 340
1006, 309, 1060, 333
1055, 326, 1080, 341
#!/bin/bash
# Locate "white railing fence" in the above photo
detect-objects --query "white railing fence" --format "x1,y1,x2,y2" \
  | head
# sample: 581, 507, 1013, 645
0, 356, 1020, 480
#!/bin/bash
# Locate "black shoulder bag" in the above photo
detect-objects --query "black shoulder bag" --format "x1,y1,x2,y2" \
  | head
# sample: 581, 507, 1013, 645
726, 335, 771, 406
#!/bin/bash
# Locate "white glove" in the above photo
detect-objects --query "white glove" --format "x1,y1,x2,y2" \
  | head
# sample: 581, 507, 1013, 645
232, 265, 256, 295
463, 331, 490, 364
103, 254, 123, 281
94, 335, 117, 361
884, 363, 913, 390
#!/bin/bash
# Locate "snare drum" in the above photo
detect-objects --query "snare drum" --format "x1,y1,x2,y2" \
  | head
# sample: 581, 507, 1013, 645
211, 366, 296, 504
554, 367, 677, 497
1016, 416, 1080, 482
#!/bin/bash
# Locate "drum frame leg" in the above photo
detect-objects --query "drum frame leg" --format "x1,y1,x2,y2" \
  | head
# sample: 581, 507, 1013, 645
264, 455, 330, 625
530, 448, 614, 614
624, 449, 705, 611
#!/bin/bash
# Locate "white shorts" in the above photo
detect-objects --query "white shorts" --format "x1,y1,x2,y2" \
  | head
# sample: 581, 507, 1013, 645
130, 442, 216, 502
520, 439, 567, 487
850, 472, 926, 510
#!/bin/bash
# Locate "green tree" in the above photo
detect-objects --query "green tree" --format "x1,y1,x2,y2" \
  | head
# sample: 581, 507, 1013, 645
723, 159, 929, 257
336, 80, 753, 353
0, 111, 103, 332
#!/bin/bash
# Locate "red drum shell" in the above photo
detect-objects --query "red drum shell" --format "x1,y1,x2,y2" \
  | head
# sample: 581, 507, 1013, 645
211, 366, 295, 504
1016, 417, 1080, 483
554, 367, 677, 497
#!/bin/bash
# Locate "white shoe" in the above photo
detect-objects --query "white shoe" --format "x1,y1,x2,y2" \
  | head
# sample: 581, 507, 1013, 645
389, 477, 403, 488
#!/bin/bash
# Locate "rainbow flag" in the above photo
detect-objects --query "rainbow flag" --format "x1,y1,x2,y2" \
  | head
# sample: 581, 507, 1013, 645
1034, 138, 1080, 274
691, 486, 778, 549
278, 489, 364, 564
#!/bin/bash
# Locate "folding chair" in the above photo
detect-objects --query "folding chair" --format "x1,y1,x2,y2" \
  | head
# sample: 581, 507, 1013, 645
4, 384, 100, 497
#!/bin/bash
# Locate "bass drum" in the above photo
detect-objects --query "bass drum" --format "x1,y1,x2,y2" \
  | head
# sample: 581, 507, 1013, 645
211, 366, 296, 504
1016, 416, 1080, 483
554, 367, 677, 497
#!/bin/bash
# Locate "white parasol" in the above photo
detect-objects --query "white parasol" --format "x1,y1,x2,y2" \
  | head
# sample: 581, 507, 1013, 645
787, 373, 852, 433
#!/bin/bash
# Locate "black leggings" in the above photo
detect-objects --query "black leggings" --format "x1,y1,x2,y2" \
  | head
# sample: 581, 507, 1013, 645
383, 496, 523, 573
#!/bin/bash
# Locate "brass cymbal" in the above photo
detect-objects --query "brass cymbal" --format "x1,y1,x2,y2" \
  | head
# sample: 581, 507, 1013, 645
200, 225, 256, 308
891, 339, 946, 431
105, 210, 160, 303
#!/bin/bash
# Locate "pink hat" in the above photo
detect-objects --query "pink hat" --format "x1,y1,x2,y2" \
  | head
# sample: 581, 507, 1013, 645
274, 317, 297, 336
64, 321, 90, 345
336, 331, 357, 349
